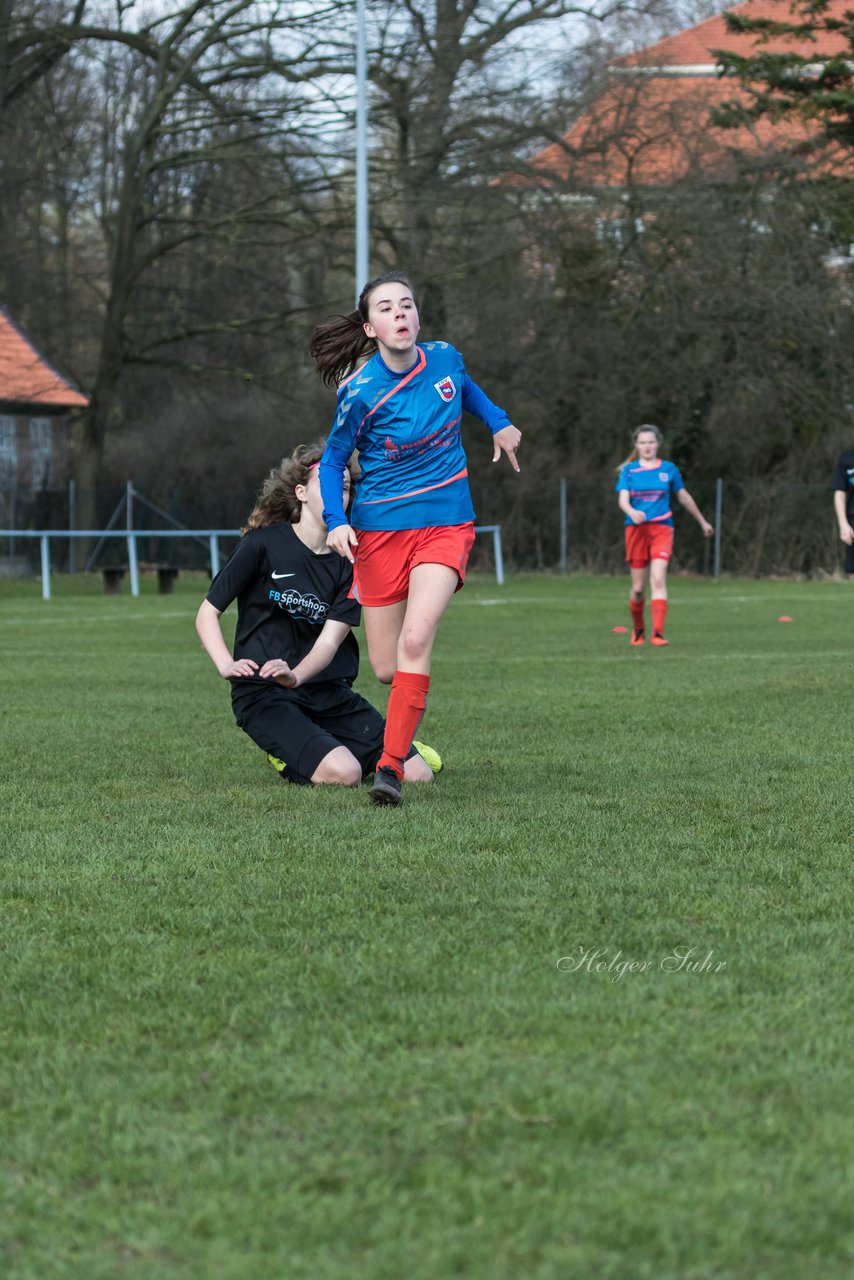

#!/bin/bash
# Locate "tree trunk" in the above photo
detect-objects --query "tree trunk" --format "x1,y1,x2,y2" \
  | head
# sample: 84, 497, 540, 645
69, 137, 143, 557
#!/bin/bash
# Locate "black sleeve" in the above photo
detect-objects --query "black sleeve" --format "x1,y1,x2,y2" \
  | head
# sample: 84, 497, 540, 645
327, 559, 361, 627
833, 454, 849, 491
206, 535, 263, 612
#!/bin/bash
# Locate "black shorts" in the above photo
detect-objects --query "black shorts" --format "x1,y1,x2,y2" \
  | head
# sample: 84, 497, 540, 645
231, 679, 385, 785
846, 542, 854, 574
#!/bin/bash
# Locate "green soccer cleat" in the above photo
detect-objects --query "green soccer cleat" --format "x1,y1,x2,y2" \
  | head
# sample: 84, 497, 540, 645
412, 740, 443, 774
267, 752, 287, 777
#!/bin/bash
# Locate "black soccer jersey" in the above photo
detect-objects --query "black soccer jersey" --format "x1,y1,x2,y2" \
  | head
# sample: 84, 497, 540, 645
833, 449, 854, 523
206, 523, 361, 685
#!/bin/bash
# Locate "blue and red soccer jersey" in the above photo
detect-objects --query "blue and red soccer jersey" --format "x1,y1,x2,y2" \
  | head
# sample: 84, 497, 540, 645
318, 342, 511, 532
615, 460, 684, 526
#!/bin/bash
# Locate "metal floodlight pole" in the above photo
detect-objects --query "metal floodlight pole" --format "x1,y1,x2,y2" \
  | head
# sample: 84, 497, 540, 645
355, 0, 369, 303
713, 477, 723, 578
559, 478, 568, 572
127, 479, 140, 597
68, 479, 76, 573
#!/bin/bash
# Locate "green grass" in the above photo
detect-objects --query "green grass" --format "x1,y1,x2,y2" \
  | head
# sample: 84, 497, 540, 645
2, 571, 853, 1279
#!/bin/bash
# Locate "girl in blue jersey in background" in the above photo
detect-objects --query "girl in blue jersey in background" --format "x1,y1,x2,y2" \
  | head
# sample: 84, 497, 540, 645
615, 425, 713, 647
310, 271, 522, 806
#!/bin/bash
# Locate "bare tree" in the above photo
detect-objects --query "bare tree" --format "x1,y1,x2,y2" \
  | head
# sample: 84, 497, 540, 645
306, 0, 639, 323
0, 0, 89, 114
1, 0, 345, 531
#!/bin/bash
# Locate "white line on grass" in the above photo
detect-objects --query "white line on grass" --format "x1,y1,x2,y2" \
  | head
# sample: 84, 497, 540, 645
457, 590, 854, 608
459, 649, 854, 665
0, 609, 196, 626
663, 649, 854, 662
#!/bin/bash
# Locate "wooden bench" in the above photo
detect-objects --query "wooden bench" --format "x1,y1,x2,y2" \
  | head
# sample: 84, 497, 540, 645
101, 566, 126, 594
156, 566, 179, 594
101, 565, 179, 593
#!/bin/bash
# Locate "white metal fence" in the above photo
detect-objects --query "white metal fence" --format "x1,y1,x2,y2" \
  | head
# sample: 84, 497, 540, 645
0, 524, 505, 599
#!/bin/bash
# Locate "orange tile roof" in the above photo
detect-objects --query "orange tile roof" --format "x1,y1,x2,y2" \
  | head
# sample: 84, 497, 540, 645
618, 0, 851, 67
531, 77, 851, 187
522, 0, 854, 189
0, 308, 89, 409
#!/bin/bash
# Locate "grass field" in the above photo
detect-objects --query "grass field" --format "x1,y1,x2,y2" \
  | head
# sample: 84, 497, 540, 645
2, 570, 853, 1279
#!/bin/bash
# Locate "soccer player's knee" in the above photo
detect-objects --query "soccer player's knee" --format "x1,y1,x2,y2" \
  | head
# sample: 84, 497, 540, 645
313, 755, 362, 786
398, 624, 431, 667
339, 760, 364, 786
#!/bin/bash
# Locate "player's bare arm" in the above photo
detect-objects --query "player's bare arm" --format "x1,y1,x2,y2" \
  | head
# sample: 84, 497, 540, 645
833, 490, 854, 545
618, 490, 646, 524
196, 599, 260, 679
269, 621, 352, 689
678, 488, 714, 536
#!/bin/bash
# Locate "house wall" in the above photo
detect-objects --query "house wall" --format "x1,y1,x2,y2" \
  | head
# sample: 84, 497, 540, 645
0, 409, 71, 528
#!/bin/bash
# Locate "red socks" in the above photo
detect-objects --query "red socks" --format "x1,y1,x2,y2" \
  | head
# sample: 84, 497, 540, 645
629, 599, 645, 632
651, 598, 668, 636
378, 671, 431, 780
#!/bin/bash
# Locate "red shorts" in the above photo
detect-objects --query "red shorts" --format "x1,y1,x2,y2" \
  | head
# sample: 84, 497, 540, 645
625, 522, 674, 568
352, 524, 476, 607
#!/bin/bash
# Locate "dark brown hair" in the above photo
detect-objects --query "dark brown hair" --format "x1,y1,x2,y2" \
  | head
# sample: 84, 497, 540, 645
309, 271, 417, 388
241, 440, 327, 533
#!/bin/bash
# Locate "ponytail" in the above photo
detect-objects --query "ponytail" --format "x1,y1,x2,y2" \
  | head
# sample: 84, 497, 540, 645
309, 311, 376, 389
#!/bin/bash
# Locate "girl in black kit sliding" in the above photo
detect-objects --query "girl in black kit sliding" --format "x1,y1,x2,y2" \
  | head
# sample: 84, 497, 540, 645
195, 441, 438, 787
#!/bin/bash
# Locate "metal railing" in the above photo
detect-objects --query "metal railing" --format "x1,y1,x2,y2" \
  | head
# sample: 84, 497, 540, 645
0, 524, 505, 599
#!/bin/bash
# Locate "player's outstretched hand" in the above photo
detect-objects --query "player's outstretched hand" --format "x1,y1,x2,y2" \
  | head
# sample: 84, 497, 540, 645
221, 658, 259, 680
492, 425, 522, 472
700, 520, 714, 538
327, 524, 359, 562
259, 659, 297, 688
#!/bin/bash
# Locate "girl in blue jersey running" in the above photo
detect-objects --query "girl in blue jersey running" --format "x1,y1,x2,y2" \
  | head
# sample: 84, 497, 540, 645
310, 271, 522, 806
615, 425, 713, 647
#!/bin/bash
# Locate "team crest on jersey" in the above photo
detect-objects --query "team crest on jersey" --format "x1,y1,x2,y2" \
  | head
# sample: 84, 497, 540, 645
659, 471, 669, 482
434, 376, 456, 402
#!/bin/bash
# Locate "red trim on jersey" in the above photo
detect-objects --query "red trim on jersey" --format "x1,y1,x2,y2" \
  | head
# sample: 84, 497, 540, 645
358, 347, 426, 428
337, 364, 363, 391
357, 466, 469, 506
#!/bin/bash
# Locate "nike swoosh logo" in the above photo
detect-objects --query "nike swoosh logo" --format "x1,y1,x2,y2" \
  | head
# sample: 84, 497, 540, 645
271, 572, 296, 580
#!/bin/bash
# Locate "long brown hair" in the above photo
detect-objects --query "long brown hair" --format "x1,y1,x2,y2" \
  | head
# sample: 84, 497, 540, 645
309, 271, 417, 388
242, 440, 327, 533
617, 424, 663, 471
